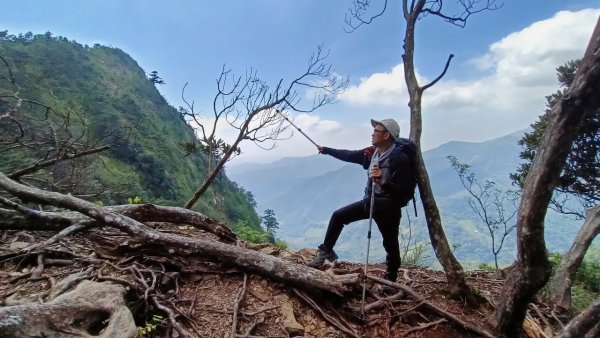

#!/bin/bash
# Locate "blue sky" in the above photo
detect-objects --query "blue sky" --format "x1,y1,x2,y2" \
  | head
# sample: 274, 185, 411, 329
2, 1, 599, 164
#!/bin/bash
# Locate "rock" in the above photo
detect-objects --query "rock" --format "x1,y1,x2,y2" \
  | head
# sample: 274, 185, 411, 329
278, 250, 293, 259
275, 295, 305, 336
249, 284, 270, 302
0, 280, 136, 338
297, 248, 317, 259
9, 242, 30, 250
259, 246, 279, 255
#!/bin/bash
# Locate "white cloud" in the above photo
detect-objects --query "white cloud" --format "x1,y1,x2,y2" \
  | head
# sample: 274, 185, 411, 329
231, 8, 600, 163
294, 113, 342, 133
337, 8, 599, 150
339, 64, 411, 106
472, 9, 599, 85
427, 9, 599, 114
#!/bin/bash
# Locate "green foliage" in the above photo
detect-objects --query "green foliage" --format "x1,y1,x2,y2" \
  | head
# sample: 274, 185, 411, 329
401, 242, 429, 267
542, 249, 600, 314
274, 239, 288, 250
261, 209, 279, 243
0, 32, 260, 227
137, 314, 164, 337
231, 219, 271, 244
147, 70, 165, 85
511, 59, 599, 219
477, 263, 497, 272
128, 196, 143, 204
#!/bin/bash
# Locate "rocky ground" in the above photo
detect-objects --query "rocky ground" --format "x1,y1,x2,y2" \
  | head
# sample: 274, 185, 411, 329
0, 223, 570, 337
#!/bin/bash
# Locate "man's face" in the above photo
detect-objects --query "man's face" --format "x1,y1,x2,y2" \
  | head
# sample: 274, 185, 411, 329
371, 124, 389, 146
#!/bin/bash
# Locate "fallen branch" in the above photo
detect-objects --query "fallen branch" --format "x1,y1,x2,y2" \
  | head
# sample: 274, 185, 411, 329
403, 318, 447, 335
364, 291, 405, 312
107, 204, 236, 243
0, 171, 360, 296
231, 273, 248, 337
8, 145, 110, 180
151, 295, 191, 338
369, 276, 494, 338
292, 288, 360, 338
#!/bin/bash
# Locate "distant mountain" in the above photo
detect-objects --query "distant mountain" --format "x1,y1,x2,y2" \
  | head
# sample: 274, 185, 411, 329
228, 131, 581, 266
0, 33, 259, 227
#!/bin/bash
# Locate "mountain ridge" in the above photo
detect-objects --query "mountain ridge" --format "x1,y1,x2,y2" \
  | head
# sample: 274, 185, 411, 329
0, 33, 260, 227
228, 128, 581, 266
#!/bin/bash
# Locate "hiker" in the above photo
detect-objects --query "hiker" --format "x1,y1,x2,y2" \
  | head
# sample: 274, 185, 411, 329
308, 118, 416, 282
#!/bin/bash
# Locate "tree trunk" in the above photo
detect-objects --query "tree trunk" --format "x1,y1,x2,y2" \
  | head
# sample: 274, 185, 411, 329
109, 204, 237, 243
0, 204, 236, 243
549, 205, 600, 310
402, 0, 478, 303
492, 17, 600, 338
184, 139, 239, 209
0, 171, 359, 296
555, 296, 600, 338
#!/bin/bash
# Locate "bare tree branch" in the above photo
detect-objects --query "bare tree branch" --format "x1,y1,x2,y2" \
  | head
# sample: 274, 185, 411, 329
8, 145, 110, 180
421, 54, 454, 91
182, 46, 347, 209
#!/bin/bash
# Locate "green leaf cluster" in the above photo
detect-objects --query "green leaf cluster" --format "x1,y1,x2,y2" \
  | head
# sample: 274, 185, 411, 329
231, 219, 271, 244
137, 314, 164, 337
544, 248, 600, 314
512, 59, 599, 217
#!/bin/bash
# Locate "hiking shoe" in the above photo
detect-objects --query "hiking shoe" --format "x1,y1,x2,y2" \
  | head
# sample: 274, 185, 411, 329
384, 271, 398, 282
308, 246, 338, 268
378, 285, 398, 295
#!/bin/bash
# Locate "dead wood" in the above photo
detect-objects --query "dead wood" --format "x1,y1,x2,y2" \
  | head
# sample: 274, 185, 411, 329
555, 296, 600, 338
292, 288, 361, 338
0, 171, 360, 296
403, 318, 447, 336
106, 204, 236, 243
364, 291, 405, 312
231, 273, 248, 337
1, 202, 236, 244
369, 275, 494, 338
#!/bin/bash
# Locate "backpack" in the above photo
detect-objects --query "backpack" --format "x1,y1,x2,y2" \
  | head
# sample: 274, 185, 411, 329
363, 138, 418, 214
394, 138, 419, 216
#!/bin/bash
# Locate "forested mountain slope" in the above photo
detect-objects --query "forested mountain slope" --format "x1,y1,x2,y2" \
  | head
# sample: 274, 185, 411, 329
0, 32, 259, 227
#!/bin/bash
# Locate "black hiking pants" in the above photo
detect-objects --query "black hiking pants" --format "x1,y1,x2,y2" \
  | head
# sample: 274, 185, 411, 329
322, 198, 402, 272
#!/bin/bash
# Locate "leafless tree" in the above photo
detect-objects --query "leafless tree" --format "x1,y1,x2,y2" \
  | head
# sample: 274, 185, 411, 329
346, 0, 499, 303
491, 18, 600, 338
448, 156, 519, 270
181, 46, 347, 209
0, 54, 121, 199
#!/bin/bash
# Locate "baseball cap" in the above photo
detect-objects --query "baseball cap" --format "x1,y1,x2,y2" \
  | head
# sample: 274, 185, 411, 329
371, 118, 400, 139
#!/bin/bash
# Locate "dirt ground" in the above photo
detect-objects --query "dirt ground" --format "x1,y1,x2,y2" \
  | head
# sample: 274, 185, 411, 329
0, 224, 571, 337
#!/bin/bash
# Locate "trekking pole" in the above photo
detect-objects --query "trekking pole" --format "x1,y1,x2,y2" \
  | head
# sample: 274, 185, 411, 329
276, 110, 319, 147
361, 176, 376, 318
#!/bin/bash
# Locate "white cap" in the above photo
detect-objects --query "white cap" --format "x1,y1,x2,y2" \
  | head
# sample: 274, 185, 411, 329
371, 118, 400, 139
